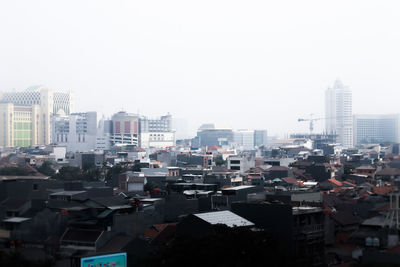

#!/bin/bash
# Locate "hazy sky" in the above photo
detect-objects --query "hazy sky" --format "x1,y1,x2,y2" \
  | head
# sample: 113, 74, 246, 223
1, 0, 400, 137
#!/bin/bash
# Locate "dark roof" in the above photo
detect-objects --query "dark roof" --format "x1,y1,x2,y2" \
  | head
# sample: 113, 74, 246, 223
331, 211, 361, 226
281, 177, 299, 185
266, 166, 290, 171
355, 165, 376, 170
376, 167, 400, 176
90, 195, 129, 208
1, 198, 30, 211
98, 234, 133, 253
62, 228, 102, 243
323, 194, 344, 207
151, 224, 178, 245
293, 161, 313, 167
47, 200, 88, 211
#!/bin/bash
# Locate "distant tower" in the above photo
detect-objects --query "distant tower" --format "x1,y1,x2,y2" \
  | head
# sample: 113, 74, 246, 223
325, 79, 353, 148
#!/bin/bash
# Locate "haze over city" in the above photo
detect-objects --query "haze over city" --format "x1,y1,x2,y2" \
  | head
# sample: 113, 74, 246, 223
1, 0, 400, 136
4, 1, 400, 266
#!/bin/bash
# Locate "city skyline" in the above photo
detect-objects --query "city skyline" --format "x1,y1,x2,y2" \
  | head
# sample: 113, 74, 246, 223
1, 80, 398, 140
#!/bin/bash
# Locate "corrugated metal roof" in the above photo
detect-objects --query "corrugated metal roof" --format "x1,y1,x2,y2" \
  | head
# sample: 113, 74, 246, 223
194, 210, 254, 227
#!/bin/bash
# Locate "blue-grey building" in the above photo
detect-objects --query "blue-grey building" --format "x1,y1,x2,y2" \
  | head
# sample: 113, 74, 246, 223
353, 114, 400, 145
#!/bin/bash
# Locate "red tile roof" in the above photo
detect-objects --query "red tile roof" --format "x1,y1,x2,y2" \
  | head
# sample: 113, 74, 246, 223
373, 186, 394, 195
328, 179, 343, 187
281, 177, 299, 185
342, 181, 356, 187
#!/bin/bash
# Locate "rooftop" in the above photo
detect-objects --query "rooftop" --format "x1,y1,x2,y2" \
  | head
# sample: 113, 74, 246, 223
50, 191, 86, 196
292, 206, 322, 215
3, 217, 30, 223
222, 185, 255, 191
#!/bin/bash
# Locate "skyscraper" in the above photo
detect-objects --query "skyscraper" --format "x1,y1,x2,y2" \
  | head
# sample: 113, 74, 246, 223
325, 79, 353, 148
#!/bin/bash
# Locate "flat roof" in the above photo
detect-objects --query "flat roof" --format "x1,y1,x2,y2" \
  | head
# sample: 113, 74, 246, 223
140, 198, 163, 202
0, 176, 49, 181
222, 185, 255, 191
173, 183, 216, 186
3, 217, 30, 223
292, 206, 322, 215
108, 205, 133, 210
50, 191, 86, 196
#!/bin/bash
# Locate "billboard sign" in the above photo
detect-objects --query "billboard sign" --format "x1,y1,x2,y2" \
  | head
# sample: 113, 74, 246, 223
81, 252, 127, 267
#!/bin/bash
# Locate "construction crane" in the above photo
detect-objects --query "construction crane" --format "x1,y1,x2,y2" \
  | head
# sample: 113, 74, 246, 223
298, 114, 324, 134
298, 114, 353, 134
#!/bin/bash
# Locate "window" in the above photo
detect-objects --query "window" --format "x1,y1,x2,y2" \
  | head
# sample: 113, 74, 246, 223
124, 121, 130, 133
33, 184, 39, 191
115, 121, 121, 133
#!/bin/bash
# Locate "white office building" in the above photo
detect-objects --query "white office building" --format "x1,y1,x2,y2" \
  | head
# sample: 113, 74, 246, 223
353, 114, 400, 145
140, 114, 175, 149
51, 112, 97, 152
325, 79, 353, 148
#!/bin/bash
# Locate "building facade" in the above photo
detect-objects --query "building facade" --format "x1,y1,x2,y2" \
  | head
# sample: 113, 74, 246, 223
96, 118, 112, 151
110, 111, 139, 146
0, 103, 44, 147
325, 79, 353, 148
234, 130, 255, 150
51, 112, 97, 152
254, 130, 268, 147
139, 114, 175, 148
353, 114, 400, 145
197, 124, 234, 147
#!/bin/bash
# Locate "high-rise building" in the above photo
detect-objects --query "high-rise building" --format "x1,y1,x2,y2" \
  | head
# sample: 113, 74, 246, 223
254, 130, 268, 147
353, 114, 400, 145
51, 112, 97, 152
110, 111, 139, 146
325, 79, 353, 148
0, 86, 73, 147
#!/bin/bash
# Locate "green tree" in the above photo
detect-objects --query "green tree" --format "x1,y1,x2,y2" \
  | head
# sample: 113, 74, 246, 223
36, 161, 56, 176
214, 155, 226, 166
53, 166, 82, 180
344, 164, 355, 175
106, 164, 125, 180
0, 166, 29, 176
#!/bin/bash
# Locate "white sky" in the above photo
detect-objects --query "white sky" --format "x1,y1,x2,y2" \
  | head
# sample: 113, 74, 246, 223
1, 0, 400, 137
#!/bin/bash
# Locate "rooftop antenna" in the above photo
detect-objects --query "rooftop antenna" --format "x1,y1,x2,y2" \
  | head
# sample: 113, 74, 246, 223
385, 181, 400, 229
